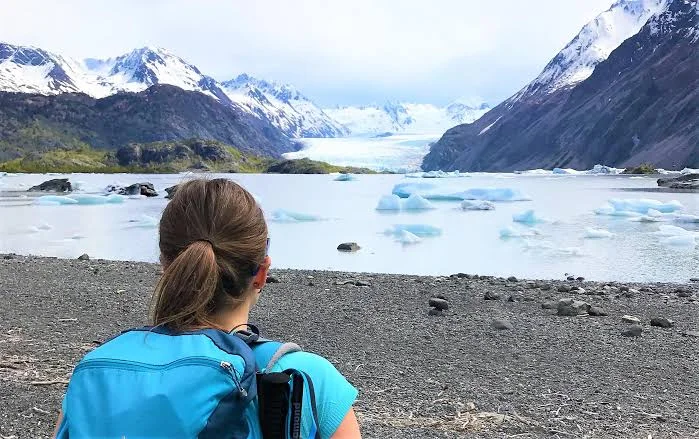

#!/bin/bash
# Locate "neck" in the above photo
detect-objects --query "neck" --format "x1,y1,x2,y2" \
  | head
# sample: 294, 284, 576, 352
212, 302, 251, 332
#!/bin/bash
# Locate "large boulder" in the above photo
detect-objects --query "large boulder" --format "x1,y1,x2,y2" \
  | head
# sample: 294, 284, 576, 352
657, 173, 699, 190
107, 182, 158, 197
556, 298, 591, 316
28, 178, 72, 193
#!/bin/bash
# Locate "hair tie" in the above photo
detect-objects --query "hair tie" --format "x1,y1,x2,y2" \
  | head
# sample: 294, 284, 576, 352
194, 239, 215, 248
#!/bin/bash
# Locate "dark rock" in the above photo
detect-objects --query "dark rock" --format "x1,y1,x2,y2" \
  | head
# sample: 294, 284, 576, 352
164, 185, 178, 199
483, 291, 502, 301
507, 276, 518, 282
557, 285, 572, 293
77, 254, 90, 261
540, 283, 552, 291
2, 254, 14, 260
690, 278, 699, 283
454, 273, 470, 278
541, 301, 558, 310
337, 242, 360, 252
128, 182, 158, 197
307, 282, 314, 286
675, 288, 694, 298
354, 280, 371, 287
492, 319, 513, 330
266, 275, 280, 284
557, 298, 591, 316
576, 277, 585, 282
428, 308, 445, 317
657, 173, 699, 190
619, 285, 630, 292
28, 178, 72, 192
566, 276, 576, 281
428, 298, 449, 311
622, 325, 643, 337
650, 317, 674, 328
588, 306, 608, 317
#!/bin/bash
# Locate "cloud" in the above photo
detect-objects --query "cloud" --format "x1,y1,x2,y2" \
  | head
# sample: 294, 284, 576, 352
1, 0, 613, 105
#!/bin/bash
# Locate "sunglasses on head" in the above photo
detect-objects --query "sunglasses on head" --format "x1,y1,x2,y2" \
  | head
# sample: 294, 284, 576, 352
251, 237, 270, 276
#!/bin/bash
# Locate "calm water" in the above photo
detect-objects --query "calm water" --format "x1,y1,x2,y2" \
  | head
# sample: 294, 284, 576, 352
0, 172, 697, 282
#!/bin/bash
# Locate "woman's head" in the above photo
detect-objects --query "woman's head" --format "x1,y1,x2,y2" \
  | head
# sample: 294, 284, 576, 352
151, 178, 269, 331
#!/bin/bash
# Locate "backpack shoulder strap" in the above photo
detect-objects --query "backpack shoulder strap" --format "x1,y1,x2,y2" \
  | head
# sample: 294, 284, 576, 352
233, 327, 302, 372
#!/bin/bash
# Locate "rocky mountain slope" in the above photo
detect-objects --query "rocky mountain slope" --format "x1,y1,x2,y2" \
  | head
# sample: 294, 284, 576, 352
423, 0, 697, 171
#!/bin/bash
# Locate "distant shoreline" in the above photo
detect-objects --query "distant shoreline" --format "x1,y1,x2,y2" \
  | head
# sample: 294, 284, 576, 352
1, 254, 697, 438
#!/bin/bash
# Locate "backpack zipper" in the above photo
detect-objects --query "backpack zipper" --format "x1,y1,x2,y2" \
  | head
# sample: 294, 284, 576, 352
74, 357, 248, 397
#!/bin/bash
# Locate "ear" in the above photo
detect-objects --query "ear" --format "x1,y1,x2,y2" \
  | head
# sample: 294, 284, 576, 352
252, 256, 272, 291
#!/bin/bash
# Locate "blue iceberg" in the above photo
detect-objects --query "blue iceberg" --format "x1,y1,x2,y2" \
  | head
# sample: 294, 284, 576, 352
385, 224, 442, 237
270, 209, 325, 223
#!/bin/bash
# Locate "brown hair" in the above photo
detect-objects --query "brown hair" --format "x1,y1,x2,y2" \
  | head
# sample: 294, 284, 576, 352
150, 178, 268, 331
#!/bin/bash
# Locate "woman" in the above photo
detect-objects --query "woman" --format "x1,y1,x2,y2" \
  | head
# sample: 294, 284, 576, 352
55, 178, 360, 439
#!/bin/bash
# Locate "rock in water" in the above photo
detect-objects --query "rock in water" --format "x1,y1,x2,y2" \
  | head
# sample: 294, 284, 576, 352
557, 298, 591, 316
622, 325, 643, 337
657, 173, 699, 190
28, 178, 72, 193
492, 319, 513, 330
77, 254, 90, 261
483, 291, 502, 300
164, 185, 178, 199
622, 315, 641, 324
588, 306, 608, 317
650, 317, 674, 328
337, 242, 360, 252
428, 298, 449, 311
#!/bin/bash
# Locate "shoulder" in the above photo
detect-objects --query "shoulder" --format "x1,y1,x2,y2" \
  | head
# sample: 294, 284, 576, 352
274, 351, 350, 386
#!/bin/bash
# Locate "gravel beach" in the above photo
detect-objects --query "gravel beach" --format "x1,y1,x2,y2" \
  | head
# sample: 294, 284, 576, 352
0, 255, 697, 438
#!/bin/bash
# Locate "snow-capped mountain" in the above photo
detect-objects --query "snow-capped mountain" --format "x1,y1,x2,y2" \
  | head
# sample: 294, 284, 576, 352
0, 44, 341, 138
221, 74, 347, 138
514, 0, 667, 101
325, 100, 490, 135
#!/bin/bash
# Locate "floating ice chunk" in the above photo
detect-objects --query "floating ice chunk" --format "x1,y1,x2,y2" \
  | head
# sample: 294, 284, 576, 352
65, 194, 111, 205
586, 164, 624, 175
594, 206, 641, 217
376, 195, 402, 211
334, 173, 357, 181
461, 200, 495, 210
28, 222, 53, 233
107, 194, 127, 204
394, 230, 422, 244
34, 195, 79, 205
655, 225, 696, 237
584, 228, 614, 239
629, 215, 664, 223
673, 214, 699, 223
456, 187, 531, 202
385, 224, 442, 237
128, 214, 159, 228
392, 182, 438, 198
512, 210, 547, 224
403, 194, 435, 210
661, 235, 697, 247
552, 168, 580, 175
270, 209, 325, 223
608, 198, 683, 214
70, 234, 87, 240
499, 226, 541, 239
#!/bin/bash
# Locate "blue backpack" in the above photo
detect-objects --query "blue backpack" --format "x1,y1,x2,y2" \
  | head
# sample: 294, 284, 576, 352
56, 325, 321, 439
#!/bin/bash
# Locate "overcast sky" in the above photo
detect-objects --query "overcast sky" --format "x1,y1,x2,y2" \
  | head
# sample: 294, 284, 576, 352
2, 0, 614, 106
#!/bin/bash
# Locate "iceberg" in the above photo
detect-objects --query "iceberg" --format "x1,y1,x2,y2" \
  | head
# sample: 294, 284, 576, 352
661, 235, 697, 247
552, 168, 581, 175
128, 214, 159, 229
608, 199, 683, 214
456, 187, 531, 202
460, 200, 495, 210
512, 210, 547, 224
655, 225, 695, 237
34, 195, 79, 205
394, 230, 422, 244
334, 173, 357, 181
499, 226, 540, 239
629, 215, 664, 223
584, 228, 614, 239
376, 195, 402, 211
586, 165, 625, 175
384, 224, 442, 237
402, 194, 435, 210
673, 214, 699, 223
64, 194, 122, 205
270, 209, 325, 223
594, 206, 641, 217
392, 182, 439, 198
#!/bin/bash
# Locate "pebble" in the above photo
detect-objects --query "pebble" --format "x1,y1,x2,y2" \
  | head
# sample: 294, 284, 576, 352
3, 254, 14, 260
483, 291, 502, 301
650, 317, 673, 328
557, 285, 572, 293
690, 278, 699, 283
428, 308, 445, 317
622, 325, 643, 337
682, 330, 699, 338
337, 242, 360, 252
77, 254, 90, 261
622, 315, 641, 324
619, 285, 630, 292
576, 277, 585, 282
492, 319, 513, 330
557, 298, 591, 316
428, 298, 449, 311
354, 281, 371, 287
588, 306, 608, 317
541, 301, 558, 310
566, 276, 575, 281
675, 288, 694, 298
540, 283, 552, 291
507, 276, 518, 282
266, 275, 280, 283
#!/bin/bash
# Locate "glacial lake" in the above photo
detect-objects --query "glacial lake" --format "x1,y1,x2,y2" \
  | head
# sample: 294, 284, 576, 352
0, 172, 697, 282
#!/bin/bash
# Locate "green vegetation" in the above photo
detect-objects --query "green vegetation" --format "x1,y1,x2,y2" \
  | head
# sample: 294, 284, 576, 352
0, 141, 376, 175
622, 163, 657, 174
